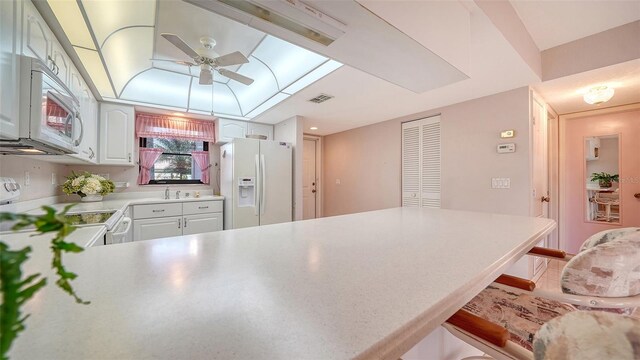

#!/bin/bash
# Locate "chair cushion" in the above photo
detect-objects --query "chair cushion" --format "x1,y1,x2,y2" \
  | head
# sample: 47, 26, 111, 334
580, 227, 640, 252
562, 232, 640, 298
462, 285, 574, 351
532, 311, 640, 360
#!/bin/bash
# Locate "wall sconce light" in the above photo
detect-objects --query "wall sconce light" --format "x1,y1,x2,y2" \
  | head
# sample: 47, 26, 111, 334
583, 86, 614, 105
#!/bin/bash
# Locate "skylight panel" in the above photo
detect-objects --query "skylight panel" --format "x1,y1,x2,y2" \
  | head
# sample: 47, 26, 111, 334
121, 69, 190, 109
189, 82, 242, 116
227, 59, 279, 115
81, 0, 156, 46
282, 60, 342, 94
101, 27, 154, 94
245, 93, 289, 118
48, 0, 95, 49
252, 36, 327, 89
74, 47, 115, 98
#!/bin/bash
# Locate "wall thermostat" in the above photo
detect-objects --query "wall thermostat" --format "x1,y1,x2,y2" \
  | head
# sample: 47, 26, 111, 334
497, 143, 516, 153
500, 130, 515, 138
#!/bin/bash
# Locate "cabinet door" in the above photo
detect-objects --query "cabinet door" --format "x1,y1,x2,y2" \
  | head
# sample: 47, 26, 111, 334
248, 123, 273, 140
99, 103, 135, 165
22, 0, 50, 63
133, 216, 182, 241
50, 40, 69, 86
0, 0, 20, 140
183, 213, 223, 236
69, 68, 84, 100
216, 119, 247, 143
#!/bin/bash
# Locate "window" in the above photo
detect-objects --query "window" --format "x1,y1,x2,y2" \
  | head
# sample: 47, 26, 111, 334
140, 138, 209, 184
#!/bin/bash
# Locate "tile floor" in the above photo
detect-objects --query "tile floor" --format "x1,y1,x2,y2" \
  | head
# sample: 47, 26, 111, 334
534, 259, 640, 319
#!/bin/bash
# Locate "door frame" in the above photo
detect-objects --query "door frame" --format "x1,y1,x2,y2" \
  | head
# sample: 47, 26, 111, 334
303, 135, 323, 218
557, 102, 640, 251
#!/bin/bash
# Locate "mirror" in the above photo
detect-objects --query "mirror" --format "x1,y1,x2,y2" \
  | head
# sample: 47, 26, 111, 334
585, 135, 620, 223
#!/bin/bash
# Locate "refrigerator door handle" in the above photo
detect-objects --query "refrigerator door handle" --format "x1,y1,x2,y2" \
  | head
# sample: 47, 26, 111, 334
255, 154, 260, 216
260, 154, 266, 215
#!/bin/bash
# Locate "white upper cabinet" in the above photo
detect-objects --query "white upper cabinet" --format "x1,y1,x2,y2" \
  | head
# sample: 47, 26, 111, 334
216, 118, 247, 143
99, 103, 135, 166
247, 122, 274, 140
50, 40, 70, 86
22, 0, 50, 64
215, 118, 274, 143
0, 0, 20, 140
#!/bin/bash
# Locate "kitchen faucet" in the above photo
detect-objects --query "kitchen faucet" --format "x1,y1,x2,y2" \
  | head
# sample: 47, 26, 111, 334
165, 187, 170, 200
176, 190, 181, 199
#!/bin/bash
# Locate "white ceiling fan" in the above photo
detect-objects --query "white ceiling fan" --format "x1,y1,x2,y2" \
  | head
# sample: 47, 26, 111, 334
153, 33, 254, 86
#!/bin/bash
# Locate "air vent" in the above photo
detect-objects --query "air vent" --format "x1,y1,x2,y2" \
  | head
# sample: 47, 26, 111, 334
308, 94, 334, 103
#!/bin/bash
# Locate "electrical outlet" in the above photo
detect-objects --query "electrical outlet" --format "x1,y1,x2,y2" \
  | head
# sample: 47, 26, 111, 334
24, 171, 30, 186
51, 173, 57, 185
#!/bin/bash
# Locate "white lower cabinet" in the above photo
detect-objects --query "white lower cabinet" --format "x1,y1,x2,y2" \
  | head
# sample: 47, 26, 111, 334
183, 213, 223, 236
133, 216, 183, 242
132, 200, 223, 241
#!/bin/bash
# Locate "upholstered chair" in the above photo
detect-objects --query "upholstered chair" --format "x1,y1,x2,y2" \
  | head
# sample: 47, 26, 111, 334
442, 228, 640, 360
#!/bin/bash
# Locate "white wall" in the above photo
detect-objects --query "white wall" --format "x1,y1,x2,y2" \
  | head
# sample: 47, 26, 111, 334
274, 116, 304, 220
323, 86, 532, 217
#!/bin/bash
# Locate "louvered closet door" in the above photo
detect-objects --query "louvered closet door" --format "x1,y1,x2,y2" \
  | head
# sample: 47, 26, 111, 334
421, 118, 441, 208
401, 116, 441, 208
402, 122, 420, 206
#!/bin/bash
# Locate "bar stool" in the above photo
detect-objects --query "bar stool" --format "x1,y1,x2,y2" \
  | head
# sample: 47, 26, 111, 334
443, 229, 640, 359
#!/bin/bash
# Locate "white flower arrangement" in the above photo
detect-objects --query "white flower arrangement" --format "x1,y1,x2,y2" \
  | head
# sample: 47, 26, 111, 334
62, 172, 115, 198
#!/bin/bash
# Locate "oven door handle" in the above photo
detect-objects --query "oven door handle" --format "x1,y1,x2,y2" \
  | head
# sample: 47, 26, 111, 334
111, 217, 132, 238
73, 112, 84, 146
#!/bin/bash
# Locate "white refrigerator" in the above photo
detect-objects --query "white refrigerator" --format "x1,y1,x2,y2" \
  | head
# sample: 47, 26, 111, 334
220, 138, 292, 229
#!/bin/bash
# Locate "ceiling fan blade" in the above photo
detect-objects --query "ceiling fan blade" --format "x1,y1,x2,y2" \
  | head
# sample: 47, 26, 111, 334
150, 58, 196, 66
161, 33, 200, 60
217, 69, 254, 85
199, 68, 213, 85
213, 51, 249, 67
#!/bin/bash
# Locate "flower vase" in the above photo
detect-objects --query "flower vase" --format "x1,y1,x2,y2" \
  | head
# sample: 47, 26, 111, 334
81, 194, 103, 202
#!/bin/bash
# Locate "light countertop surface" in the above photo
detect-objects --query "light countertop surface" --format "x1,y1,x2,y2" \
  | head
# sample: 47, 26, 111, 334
0, 225, 107, 249
3, 207, 555, 360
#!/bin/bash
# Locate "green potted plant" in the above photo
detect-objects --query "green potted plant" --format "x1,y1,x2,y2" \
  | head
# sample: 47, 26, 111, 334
590, 172, 619, 188
1, 205, 89, 359
62, 171, 115, 202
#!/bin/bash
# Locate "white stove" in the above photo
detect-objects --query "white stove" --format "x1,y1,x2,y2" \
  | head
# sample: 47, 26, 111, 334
0, 177, 21, 205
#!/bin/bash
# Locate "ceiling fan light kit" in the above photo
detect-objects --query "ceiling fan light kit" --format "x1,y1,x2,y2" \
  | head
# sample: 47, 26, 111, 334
160, 33, 254, 86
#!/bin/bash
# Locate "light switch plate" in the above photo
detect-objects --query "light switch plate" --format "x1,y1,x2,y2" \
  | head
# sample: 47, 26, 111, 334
492, 178, 511, 189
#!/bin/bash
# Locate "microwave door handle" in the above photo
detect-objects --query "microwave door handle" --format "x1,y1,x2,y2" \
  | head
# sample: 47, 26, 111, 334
74, 112, 84, 146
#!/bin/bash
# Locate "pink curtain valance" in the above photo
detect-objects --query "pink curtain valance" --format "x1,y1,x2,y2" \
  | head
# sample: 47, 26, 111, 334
191, 151, 211, 184
136, 112, 215, 142
137, 148, 163, 185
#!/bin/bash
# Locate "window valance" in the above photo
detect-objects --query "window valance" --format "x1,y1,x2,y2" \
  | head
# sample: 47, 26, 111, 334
135, 112, 216, 142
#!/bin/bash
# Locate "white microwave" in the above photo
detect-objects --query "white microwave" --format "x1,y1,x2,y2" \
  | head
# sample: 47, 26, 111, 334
0, 56, 82, 155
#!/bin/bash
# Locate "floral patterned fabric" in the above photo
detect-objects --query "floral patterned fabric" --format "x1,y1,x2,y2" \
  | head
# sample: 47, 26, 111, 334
462, 285, 574, 351
532, 311, 640, 360
580, 227, 640, 252
562, 231, 640, 298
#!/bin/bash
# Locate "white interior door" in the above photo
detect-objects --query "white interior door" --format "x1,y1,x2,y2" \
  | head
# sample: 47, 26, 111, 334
303, 139, 317, 219
532, 95, 549, 219
259, 140, 293, 225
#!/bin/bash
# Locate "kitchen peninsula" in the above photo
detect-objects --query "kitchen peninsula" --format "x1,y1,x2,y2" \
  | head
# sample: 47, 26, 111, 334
2, 207, 554, 359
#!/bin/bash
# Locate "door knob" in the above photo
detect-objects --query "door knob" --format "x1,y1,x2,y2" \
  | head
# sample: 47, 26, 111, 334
541, 196, 550, 203
312, 189, 316, 193
635, 193, 640, 199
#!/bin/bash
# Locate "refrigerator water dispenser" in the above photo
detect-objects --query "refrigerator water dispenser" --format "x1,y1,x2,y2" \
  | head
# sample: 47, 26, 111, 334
238, 178, 255, 207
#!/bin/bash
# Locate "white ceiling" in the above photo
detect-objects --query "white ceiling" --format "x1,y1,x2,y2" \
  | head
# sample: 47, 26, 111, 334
511, 0, 640, 50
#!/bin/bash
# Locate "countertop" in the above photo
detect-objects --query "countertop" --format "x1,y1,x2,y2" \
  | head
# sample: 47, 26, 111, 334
3, 207, 555, 360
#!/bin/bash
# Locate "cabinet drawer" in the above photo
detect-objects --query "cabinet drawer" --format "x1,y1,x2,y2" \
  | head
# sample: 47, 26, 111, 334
183, 200, 222, 215
133, 203, 182, 219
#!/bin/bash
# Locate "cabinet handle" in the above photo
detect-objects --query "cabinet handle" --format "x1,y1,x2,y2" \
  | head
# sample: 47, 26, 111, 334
152, 209, 164, 213
198, 206, 208, 209
178, 218, 181, 229
184, 218, 187, 228
128, 153, 132, 162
